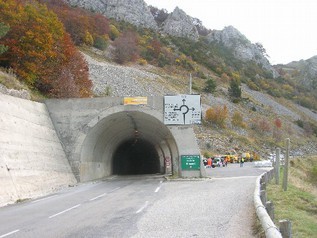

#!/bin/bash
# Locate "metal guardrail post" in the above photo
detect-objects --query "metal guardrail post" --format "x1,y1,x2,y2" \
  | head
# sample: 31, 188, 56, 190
279, 219, 292, 238
283, 138, 290, 191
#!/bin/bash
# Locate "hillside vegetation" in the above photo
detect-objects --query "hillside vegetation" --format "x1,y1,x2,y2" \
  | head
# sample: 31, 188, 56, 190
1, 0, 317, 156
266, 156, 317, 237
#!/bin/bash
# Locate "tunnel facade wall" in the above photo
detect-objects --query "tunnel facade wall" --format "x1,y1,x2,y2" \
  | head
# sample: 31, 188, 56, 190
45, 97, 202, 181
0, 94, 76, 207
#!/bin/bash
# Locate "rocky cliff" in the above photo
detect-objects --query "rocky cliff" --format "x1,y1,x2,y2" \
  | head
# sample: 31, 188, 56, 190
206, 26, 279, 78
284, 56, 317, 89
162, 7, 199, 41
64, 0, 200, 40
64, 0, 158, 30
64, 1, 279, 78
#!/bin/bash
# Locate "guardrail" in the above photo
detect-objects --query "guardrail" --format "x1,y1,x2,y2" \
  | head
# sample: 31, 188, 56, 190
254, 169, 283, 238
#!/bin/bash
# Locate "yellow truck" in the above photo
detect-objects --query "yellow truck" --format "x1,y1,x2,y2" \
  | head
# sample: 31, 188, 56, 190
224, 151, 239, 163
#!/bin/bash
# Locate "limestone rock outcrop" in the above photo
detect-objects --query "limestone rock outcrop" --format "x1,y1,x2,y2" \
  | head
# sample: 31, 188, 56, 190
285, 56, 317, 88
162, 7, 199, 41
65, 0, 158, 30
206, 26, 279, 78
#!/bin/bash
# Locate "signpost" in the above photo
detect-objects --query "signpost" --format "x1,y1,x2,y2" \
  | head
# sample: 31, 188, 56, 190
164, 94, 201, 125
181, 155, 200, 170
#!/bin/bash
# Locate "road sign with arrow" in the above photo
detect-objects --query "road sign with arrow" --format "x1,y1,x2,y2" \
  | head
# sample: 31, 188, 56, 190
164, 94, 201, 125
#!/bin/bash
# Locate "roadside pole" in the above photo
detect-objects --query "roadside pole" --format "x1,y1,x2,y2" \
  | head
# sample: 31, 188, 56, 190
275, 148, 280, 185
282, 138, 290, 191
189, 73, 192, 94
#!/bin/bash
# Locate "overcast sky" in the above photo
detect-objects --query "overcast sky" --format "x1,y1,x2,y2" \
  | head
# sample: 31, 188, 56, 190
144, 0, 317, 65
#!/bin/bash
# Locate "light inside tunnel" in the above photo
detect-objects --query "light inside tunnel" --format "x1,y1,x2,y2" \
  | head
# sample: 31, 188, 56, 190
112, 138, 160, 175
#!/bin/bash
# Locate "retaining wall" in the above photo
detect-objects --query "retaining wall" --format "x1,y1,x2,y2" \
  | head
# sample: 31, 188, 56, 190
0, 94, 76, 207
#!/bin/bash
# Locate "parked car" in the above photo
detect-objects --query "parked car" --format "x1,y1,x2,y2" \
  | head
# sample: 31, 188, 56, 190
212, 157, 225, 167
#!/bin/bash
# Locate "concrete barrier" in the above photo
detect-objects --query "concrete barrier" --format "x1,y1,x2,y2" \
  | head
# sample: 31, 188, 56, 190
254, 170, 282, 238
0, 94, 76, 207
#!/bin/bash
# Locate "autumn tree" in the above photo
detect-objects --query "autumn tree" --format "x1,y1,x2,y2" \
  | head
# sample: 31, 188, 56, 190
0, 0, 92, 98
113, 31, 139, 64
273, 118, 282, 141
109, 24, 120, 41
41, 0, 109, 46
205, 105, 228, 128
250, 117, 271, 134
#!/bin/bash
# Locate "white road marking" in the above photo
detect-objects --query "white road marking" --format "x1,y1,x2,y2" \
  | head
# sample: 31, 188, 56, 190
110, 187, 121, 193
89, 187, 121, 201
0, 230, 20, 238
48, 204, 81, 219
136, 201, 149, 214
31, 195, 57, 203
89, 193, 107, 201
155, 181, 163, 193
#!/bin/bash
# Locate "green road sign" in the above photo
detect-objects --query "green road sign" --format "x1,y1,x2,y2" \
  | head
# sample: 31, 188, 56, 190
181, 155, 200, 170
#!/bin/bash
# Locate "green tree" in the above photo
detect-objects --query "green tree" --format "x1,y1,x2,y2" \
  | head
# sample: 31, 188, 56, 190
93, 35, 108, 50
228, 79, 242, 100
0, 22, 9, 54
204, 77, 216, 93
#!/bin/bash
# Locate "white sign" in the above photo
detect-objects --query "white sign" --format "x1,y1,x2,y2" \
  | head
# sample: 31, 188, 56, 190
164, 95, 201, 125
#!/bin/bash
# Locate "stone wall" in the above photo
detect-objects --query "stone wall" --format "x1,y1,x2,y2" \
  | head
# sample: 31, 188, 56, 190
0, 94, 76, 207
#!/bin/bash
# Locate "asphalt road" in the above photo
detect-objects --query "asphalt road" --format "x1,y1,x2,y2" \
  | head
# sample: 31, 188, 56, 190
0, 163, 270, 238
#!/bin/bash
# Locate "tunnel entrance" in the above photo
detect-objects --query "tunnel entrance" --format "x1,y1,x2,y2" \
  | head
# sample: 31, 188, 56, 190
112, 138, 160, 175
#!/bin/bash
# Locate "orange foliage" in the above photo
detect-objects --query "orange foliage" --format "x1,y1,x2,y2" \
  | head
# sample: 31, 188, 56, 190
0, 0, 92, 98
205, 105, 228, 128
40, 0, 110, 46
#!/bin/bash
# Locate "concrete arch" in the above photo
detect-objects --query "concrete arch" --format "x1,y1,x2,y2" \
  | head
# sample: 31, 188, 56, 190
79, 106, 178, 182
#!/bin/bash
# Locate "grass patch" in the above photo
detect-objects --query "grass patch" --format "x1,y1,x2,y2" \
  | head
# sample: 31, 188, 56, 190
0, 69, 27, 90
266, 156, 317, 237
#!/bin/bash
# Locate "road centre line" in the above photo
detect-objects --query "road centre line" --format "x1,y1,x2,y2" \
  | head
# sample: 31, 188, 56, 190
136, 201, 149, 214
110, 187, 121, 193
48, 204, 81, 219
89, 187, 121, 201
89, 193, 106, 201
0, 230, 20, 238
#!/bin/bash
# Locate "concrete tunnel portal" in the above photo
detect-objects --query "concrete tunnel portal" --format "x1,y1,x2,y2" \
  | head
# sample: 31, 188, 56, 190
79, 110, 178, 181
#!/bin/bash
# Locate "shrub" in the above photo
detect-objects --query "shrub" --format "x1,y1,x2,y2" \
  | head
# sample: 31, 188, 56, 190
205, 105, 228, 128
228, 79, 242, 99
231, 111, 246, 128
0, 22, 9, 55
93, 36, 108, 50
203, 77, 216, 93
113, 31, 139, 64
138, 58, 147, 65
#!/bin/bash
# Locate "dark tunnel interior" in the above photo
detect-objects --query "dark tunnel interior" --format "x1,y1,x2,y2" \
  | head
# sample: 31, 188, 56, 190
112, 138, 161, 175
